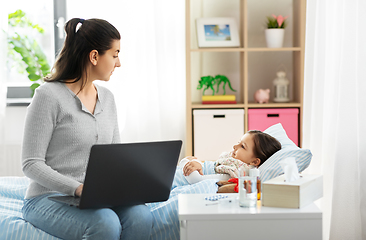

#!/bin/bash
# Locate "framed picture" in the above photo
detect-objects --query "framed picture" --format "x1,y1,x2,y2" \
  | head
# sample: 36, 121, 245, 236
196, 17, 240, 48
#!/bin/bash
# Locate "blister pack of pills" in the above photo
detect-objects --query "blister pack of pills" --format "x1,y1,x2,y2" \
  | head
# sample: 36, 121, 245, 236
204, 194, 228, 201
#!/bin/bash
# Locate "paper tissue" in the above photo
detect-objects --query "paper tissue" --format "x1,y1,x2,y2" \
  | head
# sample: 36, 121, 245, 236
261, 158, 323, 208
279, 157, 300, 182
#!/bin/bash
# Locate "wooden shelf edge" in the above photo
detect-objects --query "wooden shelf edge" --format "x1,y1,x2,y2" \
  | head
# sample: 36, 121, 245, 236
247, 47, 302, 52
247, 102, 302, 108
190, 102, 301, 109
190, 47, 302, 52
191, 103, 245, 109
191, 48, 245, 52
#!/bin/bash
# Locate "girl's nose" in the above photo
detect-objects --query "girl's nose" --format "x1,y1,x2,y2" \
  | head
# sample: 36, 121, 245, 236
233, 143, 238, 150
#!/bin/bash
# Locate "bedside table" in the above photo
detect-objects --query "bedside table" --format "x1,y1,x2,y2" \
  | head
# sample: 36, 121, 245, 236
178, 193, 322, 240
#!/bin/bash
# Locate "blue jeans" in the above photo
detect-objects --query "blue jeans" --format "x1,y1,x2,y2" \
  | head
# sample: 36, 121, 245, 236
22, 193, 153, 240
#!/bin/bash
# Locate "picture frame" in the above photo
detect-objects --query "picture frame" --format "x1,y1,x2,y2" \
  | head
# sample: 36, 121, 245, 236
196, 17, 240, 48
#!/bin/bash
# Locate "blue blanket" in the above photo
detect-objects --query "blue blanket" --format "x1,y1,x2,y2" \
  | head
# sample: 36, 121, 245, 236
0, 162, 218, 240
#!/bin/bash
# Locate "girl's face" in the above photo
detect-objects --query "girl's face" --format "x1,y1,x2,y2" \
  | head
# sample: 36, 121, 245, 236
231, 133, 260, 166
93, 39, 121, 81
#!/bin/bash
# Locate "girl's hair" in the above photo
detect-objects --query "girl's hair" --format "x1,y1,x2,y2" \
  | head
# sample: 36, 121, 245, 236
247, 130, 281, 167
44, 18, 121, 91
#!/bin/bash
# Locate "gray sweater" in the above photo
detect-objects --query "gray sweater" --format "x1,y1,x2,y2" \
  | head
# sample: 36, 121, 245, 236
21, 82, 120, 199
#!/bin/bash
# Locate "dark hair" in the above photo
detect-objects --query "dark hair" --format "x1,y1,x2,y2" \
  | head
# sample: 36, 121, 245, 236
247, 130, 281, 167
45, 18, 121, 91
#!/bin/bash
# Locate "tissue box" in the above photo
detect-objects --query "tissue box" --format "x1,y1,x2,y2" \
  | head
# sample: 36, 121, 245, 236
262, 174, 323, 208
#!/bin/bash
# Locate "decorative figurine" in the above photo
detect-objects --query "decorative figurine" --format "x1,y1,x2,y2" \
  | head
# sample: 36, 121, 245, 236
254, 89, 270, 103
197, 75, 217, 95
214, 75, 237, 95
273, 71, 290, 102
197, 74, 236, 95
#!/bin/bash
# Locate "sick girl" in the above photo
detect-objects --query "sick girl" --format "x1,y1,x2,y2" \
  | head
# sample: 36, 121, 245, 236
180, 130, 281, 184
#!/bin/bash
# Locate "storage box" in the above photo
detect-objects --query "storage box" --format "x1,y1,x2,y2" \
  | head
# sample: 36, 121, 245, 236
193, 109, 244, 161
262, 174, 323, 208
248, 108, 299, 145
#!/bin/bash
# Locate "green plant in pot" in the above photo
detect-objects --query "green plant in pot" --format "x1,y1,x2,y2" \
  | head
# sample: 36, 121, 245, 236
264, 14, 288, 48
7, 9, 51, 96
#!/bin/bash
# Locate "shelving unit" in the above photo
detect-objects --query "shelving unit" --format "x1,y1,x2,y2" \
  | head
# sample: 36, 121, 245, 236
185, 0, 306, 156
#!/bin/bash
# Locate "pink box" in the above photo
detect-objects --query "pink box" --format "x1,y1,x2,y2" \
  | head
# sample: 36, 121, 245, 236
248, 108, 299, 145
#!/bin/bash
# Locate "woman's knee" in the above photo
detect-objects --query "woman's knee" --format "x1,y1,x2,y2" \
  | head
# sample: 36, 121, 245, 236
116, 205, 152, 240
130, 205, 153, 227
117, 204, 153, 229
86, 209, 122, 239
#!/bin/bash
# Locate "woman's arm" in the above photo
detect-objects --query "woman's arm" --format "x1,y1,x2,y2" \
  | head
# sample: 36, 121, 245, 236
21, 86, 81, 196
111, 100, 121, 143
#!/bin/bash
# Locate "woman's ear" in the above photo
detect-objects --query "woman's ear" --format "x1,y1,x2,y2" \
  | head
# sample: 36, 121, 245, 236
251, 158, 261, 167
89, 50, 99, 66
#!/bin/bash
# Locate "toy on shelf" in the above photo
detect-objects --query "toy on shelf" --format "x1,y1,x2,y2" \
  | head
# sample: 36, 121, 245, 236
254, 89, 270, 103
214, 74, 236, 95
197, 74, 237, 104
197, 75, 216, 96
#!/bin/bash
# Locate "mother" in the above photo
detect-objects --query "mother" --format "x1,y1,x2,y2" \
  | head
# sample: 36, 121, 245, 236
21, 18, 153, 240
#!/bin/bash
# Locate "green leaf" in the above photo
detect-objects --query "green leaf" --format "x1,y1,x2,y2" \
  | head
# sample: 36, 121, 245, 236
30, 83, 40, 97
26, 66, 37, 74
28, 73, 41, 81
40, 64, 50, 71
30, 83, 40, 90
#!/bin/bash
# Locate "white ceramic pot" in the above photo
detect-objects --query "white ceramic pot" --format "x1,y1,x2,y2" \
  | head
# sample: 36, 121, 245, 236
265, 29, 285, 48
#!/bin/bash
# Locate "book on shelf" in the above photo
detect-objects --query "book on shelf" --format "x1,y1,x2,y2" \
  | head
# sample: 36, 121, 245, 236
202, 101, 237, 104
261, 174, 323, 209
201, 95, 236, 101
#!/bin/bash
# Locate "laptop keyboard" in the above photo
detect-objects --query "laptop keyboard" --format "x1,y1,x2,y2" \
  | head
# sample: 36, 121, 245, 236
62, 197, 81, 206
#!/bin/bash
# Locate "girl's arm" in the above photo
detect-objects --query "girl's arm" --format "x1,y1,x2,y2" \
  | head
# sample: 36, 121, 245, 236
183, 161, 203, 176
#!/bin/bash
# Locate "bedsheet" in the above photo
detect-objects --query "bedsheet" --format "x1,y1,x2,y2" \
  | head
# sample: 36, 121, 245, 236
0, 162, 218, 240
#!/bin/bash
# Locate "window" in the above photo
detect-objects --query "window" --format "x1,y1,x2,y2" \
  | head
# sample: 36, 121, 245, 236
6, 0, 66, 105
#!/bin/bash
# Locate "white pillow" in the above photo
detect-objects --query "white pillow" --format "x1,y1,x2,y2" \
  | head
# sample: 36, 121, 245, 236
259, 123, 312, 183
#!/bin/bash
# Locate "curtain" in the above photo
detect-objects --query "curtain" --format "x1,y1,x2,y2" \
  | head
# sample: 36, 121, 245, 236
0, 4, 8, 172
303, 0, 366, 239
67, 0, 186, 152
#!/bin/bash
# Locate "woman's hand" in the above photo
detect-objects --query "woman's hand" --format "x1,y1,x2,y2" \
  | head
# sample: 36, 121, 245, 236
183, 161, 203, 176
75, 184, 83, 197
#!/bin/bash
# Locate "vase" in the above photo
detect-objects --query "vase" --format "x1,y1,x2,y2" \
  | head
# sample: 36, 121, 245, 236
265, 29, 285, 48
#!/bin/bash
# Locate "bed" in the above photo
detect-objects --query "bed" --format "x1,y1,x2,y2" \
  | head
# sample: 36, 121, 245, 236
0, 164, 219, 240
0, 123, 312, 240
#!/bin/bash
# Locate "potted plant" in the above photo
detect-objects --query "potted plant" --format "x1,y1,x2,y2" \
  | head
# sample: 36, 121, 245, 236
7, 9, 51, 96
265, 14, 288, 48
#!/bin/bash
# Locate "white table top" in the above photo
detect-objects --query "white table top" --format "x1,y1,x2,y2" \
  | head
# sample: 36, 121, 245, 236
178, 193, 322, 221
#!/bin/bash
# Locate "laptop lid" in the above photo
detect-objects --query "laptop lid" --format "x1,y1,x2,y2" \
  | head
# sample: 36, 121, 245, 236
79, 140, 182, 209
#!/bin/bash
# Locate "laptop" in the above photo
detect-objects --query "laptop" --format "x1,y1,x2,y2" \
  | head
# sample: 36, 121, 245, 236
48, 140, 182, 209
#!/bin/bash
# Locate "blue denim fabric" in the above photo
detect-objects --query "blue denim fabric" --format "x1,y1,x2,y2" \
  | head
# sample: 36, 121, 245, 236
22, 193, 153, 240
